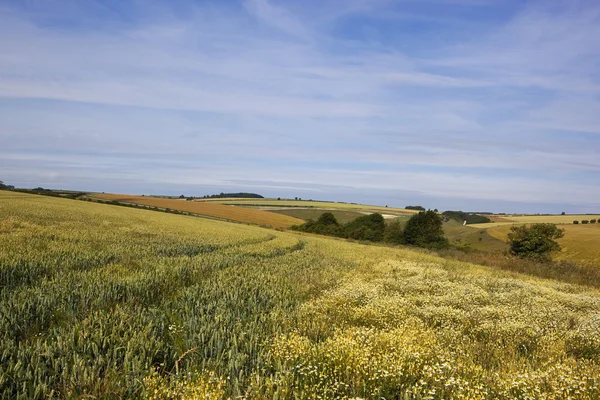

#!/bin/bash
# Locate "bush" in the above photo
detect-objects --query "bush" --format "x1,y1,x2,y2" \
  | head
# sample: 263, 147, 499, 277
442, 211, 491, 224
317, 212, 339, 226
582, 220, 589, 224
383, 220, 404, 244
405, 205, 426, 211
403, 210, 448, 249
507, 223, 565, 262
591, 219, 597, 224
573, 221, 579, 224
292, 212, 343, 237
343, 213, 385, 242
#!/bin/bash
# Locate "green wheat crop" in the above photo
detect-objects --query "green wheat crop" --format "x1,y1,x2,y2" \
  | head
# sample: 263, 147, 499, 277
1, 191, 599, 399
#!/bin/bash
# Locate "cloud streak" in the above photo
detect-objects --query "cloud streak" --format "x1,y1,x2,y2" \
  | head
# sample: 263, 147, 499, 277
0, 0, 599, 212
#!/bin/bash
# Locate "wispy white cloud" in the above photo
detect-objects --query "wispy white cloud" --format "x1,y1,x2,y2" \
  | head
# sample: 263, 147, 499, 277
0, 0, 599, 212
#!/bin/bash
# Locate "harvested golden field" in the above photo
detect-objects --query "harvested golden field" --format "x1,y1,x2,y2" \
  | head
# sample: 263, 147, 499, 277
89, 193, 303, 229
471, 214, 600, 228
484, 223, 600, 264
196, 198, 418, 217
2, 190, 600, 399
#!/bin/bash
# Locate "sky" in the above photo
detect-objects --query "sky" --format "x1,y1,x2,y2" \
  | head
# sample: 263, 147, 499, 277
1, 0, 599, 213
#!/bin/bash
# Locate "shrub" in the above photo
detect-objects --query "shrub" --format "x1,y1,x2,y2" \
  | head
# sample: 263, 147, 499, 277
573, 220, 579, 224
383, 220, 404, 244
442, 211, 491, 224
582, 220, 589, 224
591, 219, 597, 224
507, 223, 565, 262
317, 212, 339, 226
343, 213, 385, 242
403, 210, 448, 249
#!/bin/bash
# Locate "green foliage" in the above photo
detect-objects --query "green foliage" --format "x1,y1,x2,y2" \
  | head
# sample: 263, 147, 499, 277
405, 205, 426, 211
342, 213, 385, 242
383, 220, 404, 244
507, 223, 565, 261
442, 210, 492, 224
582, 220, 589, 224
294, 213, 386, 242
317, 212, 339, 226
591, 219, 597, 224
573, 220, 579, 224
292, 212, 344, 236
403, 211, 449, 249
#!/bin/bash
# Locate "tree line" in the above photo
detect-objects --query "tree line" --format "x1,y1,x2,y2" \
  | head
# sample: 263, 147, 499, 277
292, 210, 449, 249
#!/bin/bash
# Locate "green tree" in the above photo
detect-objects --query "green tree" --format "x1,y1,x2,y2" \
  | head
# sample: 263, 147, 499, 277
507, 223, 565, 262
317, 212, 339, 226
343, 213, 385, 242
383, 220, 404, 244
403, 210, 448, 249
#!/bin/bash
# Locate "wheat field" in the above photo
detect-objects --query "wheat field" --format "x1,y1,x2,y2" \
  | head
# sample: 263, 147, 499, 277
1, 191, 599, 399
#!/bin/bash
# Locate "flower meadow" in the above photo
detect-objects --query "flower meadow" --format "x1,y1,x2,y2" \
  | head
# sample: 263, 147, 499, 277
1, 191, 599, 399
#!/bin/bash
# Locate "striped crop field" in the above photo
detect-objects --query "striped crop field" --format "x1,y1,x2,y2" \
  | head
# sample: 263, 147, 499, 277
195, 198, 419, 216
88, 193, 303, 229
1, 190, 600, 399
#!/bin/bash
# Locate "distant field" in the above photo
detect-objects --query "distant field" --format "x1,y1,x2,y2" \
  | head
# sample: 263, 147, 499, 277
271, 208, 414, 224
443, 220, 508, 252
197, 198, 418, 215
270, 209, 365, 224
483, 223, 600, 264
89, 193, 303, 229
471, 214, 600, 228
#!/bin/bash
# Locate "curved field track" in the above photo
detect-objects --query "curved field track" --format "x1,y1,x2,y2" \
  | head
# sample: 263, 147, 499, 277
89, 193, 304, 229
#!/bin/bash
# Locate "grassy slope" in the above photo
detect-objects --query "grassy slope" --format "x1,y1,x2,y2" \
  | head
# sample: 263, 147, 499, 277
89, 193, 304, 229
443, 220, 508, 252
1, 191, 600, 399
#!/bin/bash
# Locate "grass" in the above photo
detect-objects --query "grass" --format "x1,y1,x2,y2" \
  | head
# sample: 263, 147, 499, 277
442, 220, 508, 252
1, 190, 600, 399
88, 193, 304, 229
270, 209, 367, 224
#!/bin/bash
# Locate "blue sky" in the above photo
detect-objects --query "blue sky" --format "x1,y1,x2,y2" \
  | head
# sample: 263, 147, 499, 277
1, 0, 599, 213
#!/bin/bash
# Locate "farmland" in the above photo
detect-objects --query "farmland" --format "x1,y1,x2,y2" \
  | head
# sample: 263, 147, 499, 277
483, 223, 600, 265
269, 208, 367, 224
88, 193, 303, 229
195, 198, 418, 216
461, 215, 600, 264
1, 190, 600, 399
470, 214, 600, 227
